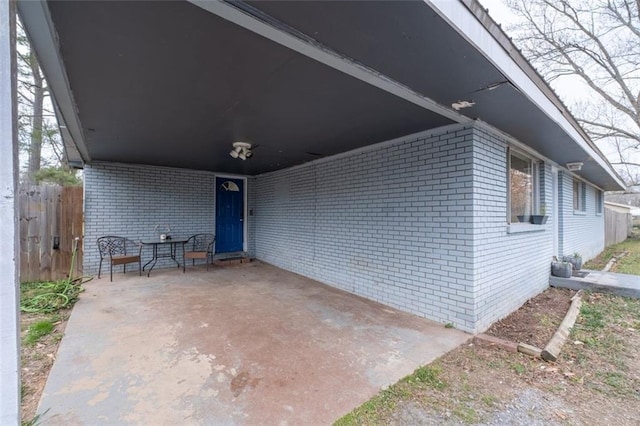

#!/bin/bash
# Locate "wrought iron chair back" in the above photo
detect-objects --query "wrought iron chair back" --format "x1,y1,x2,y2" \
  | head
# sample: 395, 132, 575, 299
183, 233, 215, 272
97, 236, 142, 281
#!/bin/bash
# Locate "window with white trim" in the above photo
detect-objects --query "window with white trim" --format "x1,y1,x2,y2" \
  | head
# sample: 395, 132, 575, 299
573, 179, 585, 211
596, 189, 603, 214
508, 150, 538, 223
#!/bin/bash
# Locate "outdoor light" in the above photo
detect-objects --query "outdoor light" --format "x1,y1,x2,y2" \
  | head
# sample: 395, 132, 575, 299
229, 142, 252, 160
566, 162, 583, 171
229, 146, 242, 159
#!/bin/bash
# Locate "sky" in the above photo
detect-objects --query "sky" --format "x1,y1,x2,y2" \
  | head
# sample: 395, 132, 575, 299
476, 0, 589, 100
477, 0, 639, 187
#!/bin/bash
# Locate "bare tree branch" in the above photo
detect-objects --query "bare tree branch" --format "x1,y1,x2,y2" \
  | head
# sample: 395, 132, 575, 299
507, 0, 640, 188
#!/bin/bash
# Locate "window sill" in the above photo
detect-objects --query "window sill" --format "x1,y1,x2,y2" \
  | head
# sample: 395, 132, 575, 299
508, 223, 547, 234
596, 212, 603, 216
573, 210, 586, 216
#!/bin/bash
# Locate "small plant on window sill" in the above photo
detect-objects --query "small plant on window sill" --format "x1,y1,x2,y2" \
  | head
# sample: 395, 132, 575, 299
531, 203, 548, 225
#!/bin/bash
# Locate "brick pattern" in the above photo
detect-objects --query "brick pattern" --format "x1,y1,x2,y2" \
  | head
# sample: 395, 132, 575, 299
254, 126, 477, 331
83, 126, 605, 333
558, 172, 604, 261
84, 163, 224, 275
471, 128, 553, 332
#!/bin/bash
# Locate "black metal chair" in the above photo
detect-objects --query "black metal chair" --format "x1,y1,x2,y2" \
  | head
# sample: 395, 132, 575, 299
183, 233, 215, 272
97, 236, 142, 281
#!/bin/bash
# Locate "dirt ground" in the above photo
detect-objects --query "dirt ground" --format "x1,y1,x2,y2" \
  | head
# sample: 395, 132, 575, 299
21, 310, 71, 423
486, 287, 574, 348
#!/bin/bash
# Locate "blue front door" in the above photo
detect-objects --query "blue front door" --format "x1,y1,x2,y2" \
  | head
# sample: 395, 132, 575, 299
216, 177, 244, 253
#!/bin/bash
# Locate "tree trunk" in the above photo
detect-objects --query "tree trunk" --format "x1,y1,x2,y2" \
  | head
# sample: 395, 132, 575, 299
26, 49, 43, 184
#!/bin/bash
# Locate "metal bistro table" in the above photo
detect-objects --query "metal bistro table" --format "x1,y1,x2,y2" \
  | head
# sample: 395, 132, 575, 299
141, 237, 189, 277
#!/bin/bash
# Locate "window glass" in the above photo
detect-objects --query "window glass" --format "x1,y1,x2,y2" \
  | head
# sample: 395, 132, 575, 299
510, 153, 534, 223
573, 179, 585, 211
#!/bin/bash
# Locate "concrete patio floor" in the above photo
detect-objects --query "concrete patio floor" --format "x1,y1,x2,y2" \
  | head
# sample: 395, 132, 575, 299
37, 261, 469, 425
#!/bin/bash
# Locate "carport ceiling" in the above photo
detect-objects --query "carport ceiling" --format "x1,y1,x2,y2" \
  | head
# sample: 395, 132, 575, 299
46, 0, 457, 175
29, 0, 622, 188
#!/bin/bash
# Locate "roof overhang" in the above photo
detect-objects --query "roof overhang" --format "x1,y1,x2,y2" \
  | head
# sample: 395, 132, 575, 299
17, 0, 625, 190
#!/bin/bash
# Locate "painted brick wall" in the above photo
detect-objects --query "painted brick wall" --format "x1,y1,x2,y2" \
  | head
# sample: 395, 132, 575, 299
84, 163, 226, 275
558, 172, 604, 261
83, 127, 605, 332
254, 126, 477, 331
471, 128, 553, 332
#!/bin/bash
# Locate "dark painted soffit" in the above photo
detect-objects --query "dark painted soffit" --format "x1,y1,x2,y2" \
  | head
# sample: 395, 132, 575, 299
25, 0, 623, 189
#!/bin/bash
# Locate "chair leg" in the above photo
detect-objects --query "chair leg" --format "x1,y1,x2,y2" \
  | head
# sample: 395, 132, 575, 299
98, 258, 103, 279
124, 264, 126, 275
138, 259, 142, 276
110, 263, 113, 282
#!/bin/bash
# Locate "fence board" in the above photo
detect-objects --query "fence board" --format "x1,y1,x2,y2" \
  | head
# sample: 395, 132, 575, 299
61, 186, 84, 278
605, 207, 632, 247
18, 184, 83, 283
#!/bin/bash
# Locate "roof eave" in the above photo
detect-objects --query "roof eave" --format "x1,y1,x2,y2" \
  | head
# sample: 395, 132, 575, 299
428, 0, 626, 191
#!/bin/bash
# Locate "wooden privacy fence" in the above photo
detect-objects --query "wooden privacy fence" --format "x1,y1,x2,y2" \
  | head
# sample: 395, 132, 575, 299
19, 184, 83, 283
604, 206, 632, 247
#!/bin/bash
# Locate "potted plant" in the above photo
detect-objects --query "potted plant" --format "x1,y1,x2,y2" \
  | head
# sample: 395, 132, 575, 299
551, 260, 573, 278
563, 252, 583, 270
530, 203, 549, 225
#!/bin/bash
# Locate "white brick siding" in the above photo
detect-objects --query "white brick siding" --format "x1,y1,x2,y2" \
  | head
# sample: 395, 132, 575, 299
254, 126, 477, 331
558, 172, 604, 261
82, 123, 607, 333
471, 128, 553, 332
84, 163, 256, 275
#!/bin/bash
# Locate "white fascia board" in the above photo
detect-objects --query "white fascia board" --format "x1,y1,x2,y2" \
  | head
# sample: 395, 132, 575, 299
17, 0, 90, 163
187, 0, 471, 125
426, 0, 625, 190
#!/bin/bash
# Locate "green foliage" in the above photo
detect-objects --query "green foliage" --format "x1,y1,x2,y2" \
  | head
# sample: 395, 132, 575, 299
580, 305, 605, 330
584, 231, 640, 275
33, 167, 82, 186
569, 295, 640, 396
24, 320, 54, 346
510, 362, 526, 375
411, 365, 447, 390
21, 409, 49, 426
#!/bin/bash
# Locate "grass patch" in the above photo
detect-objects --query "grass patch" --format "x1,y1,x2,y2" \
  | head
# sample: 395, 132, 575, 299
24, 320, 55, 346
579, 304, 605, 330
480, 394, 498, 407
411, 365, 447, 389
565, 294, 640, 396
334, 364, 448, 425
510, 362, 526, 375
584, 228, 640, 274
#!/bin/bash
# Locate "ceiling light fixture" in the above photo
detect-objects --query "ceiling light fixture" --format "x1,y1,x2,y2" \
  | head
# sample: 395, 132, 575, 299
229, 142, 252, 160
451, 100, 475, 111
566, 162, 583, 171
